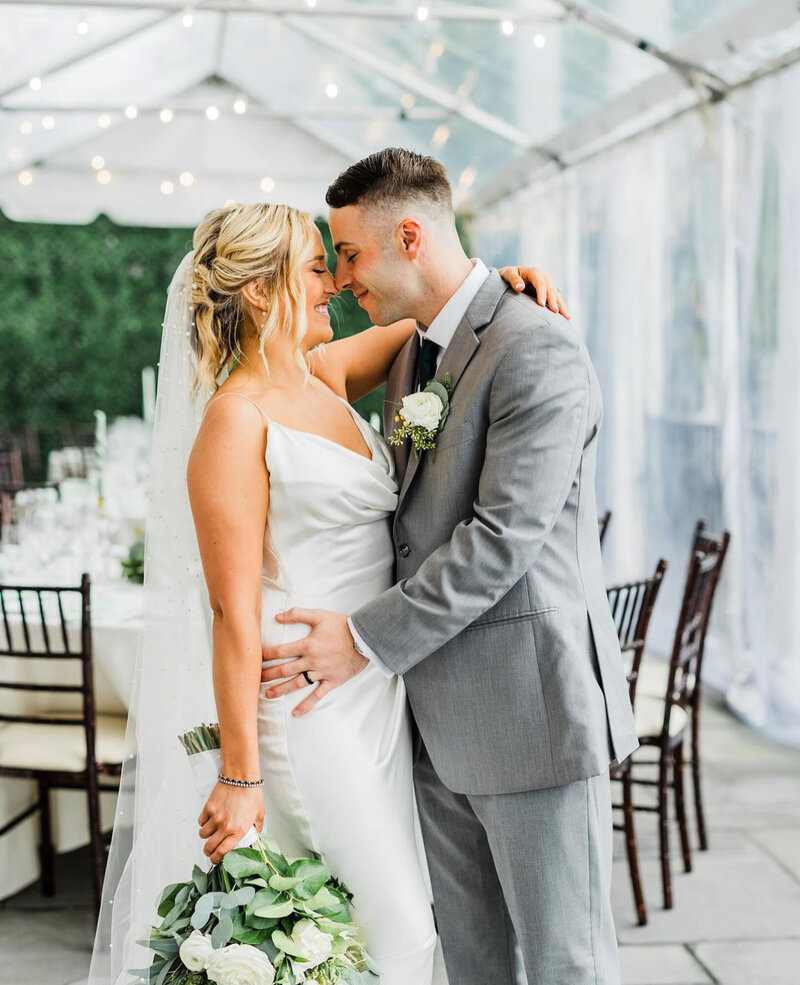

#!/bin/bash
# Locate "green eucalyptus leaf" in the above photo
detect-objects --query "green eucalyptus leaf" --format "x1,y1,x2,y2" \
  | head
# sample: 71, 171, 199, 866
221, 885, 256, 907
426, 381, 449, 405
192, 864, 208, 895
255, 937, 281, 962
156, 882, 184, 918
246, 887, 280, 916
221, 848, 270, 880
301, 886, 340, 911
271, 929, 307, 959
211, 912, 234, 949
254, 899, 295, 919
145, 937, 179, 959
232, 924, 270, 945
268, 873, 302, 892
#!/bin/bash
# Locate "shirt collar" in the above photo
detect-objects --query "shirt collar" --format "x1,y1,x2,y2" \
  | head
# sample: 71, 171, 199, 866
416, 258, 490, 350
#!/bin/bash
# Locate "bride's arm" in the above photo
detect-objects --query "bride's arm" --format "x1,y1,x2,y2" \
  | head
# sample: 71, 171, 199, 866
308, 319, 417, 404
187, 396, 269, 864
308, 266, 569, 403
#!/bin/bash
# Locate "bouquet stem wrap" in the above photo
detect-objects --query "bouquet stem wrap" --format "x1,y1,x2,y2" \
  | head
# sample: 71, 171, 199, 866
182, 725, 261, 850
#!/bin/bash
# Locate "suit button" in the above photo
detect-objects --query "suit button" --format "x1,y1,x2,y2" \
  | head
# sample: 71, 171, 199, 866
398, 544, 411, 557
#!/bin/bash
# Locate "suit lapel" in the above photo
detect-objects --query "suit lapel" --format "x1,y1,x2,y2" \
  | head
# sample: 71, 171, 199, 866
385, 332, 419, 479
396, 270, 508, 510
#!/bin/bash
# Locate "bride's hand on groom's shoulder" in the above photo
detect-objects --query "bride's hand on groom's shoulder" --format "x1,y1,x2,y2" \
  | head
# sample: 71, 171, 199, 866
260, 609, 369, 718
499, 265, 571, 320
197, 783, 264, 865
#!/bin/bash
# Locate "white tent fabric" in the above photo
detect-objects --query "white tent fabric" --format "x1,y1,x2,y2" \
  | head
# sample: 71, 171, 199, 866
473, 53, 800, 747
1, 0, 799, 742
2, 0, 798, 226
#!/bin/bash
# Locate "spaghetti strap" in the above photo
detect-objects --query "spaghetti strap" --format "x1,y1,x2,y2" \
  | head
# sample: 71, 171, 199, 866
207, 390, 271, 425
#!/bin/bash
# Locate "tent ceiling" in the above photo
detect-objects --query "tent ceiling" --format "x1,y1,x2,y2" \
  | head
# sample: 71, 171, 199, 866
0, 0, 798, 226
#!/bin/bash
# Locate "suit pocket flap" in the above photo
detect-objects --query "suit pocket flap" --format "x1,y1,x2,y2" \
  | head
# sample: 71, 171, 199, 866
434, 419, 475, 451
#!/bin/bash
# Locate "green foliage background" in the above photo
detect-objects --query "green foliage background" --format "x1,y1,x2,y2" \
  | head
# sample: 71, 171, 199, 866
0, 212, 382, 478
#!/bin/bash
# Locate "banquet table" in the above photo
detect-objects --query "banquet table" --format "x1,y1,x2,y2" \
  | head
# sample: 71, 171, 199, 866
0, 571, 141, 901
0, 421, 150, 901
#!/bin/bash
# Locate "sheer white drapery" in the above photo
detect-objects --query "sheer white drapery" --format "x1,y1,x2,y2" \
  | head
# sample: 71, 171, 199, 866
473, 61, 800, 746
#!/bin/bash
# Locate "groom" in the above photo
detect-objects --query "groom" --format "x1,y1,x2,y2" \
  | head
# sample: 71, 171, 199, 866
261, 148, 638, 984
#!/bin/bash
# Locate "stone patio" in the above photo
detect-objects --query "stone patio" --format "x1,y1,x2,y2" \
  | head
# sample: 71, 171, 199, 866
1, 667, 798, 985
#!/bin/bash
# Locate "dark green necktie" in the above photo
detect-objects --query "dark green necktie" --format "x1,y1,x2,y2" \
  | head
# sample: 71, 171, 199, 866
417, 337, 440, 390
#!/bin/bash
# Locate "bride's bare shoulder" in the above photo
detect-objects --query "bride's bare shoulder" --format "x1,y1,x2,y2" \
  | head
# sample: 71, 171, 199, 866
190, 389, 269, 471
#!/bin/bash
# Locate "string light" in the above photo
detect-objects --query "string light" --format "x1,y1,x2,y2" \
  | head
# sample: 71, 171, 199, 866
306, 0, 317, 6
91, 155, 105, 170
205, 105, 219, 121
18, 169, 33, 185
41, 115, 55, 130
459, 165, 477, 188
29, 77, 42, 91
501, 20, 515, 36
416, 6, 429, 23
233, 97, 247, 115
77, 18, 89, 36
260, 177, 275, 193
160, 180, 174, 195
124, 105, 138, 119
182, 7, 194, 27
97, 169, 112, 185
432, 124, 450, 147
98, 113, 111, 128
429, 41, 444, 57
325, 83, 339, 99
179, 171, 194, 186
160, 108, 173, 123
19, 121, 33, 135
534, 33, 547, 48
401, 92, 416, 109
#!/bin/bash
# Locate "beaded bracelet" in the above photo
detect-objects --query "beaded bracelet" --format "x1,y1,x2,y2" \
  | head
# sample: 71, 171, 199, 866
218, 772, 264, 788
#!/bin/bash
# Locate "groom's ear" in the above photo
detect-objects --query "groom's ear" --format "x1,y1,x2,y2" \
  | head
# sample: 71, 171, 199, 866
395, 218, 423, 261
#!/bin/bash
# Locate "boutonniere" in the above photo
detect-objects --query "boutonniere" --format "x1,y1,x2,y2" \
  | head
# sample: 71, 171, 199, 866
388, 372, 453, 461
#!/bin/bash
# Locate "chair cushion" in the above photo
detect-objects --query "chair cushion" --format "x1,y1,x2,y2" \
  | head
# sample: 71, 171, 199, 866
635, 696, 688, 740
639, 661, 696, 701
0, 714, 130, 772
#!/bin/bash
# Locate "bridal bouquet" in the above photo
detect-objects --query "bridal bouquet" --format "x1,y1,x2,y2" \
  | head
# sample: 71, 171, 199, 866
129, 723, 377, 985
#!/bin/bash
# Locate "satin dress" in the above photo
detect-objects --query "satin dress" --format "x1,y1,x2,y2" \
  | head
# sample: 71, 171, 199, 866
213, 391, 438, 985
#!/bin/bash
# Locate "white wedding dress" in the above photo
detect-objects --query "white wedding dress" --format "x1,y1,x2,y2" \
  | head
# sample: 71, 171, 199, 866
210, 390, 443, 985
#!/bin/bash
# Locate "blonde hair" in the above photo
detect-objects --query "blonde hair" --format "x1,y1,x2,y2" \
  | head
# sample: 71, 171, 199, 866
191, 202, 317, 393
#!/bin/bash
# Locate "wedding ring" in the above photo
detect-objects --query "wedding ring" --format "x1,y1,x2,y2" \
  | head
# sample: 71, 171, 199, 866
302, 670, 314, 686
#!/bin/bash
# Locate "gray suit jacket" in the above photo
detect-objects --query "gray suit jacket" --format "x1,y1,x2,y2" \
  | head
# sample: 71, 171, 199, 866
351, 270, 638, 796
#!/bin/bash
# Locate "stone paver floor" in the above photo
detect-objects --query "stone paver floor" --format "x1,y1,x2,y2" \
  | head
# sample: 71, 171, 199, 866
1, 666, 798, 985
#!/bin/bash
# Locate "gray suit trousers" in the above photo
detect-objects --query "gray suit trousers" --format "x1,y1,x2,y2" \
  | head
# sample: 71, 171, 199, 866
415, 743, 620, 985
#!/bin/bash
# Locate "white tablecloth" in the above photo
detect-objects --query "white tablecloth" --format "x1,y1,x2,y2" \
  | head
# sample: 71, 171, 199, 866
0, 580, 141, 901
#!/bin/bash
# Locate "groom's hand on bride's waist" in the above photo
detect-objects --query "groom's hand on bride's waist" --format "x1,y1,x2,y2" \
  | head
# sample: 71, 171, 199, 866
261, 609, 369, 717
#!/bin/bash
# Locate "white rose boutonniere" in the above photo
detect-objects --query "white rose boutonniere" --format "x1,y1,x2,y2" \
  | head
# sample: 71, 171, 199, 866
388, 373, 453, 461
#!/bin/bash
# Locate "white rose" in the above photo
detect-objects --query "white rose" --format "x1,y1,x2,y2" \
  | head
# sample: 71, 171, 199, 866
205, 943, 276, 985
179, 930, 214, 972
399, 392, 443, 431
289, 919, 333, 969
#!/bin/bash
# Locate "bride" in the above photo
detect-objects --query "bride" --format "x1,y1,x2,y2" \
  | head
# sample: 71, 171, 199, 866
89, 201, 564, 984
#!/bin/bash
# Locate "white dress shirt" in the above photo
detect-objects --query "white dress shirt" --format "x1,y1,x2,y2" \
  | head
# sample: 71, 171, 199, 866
348, 259, 491, 676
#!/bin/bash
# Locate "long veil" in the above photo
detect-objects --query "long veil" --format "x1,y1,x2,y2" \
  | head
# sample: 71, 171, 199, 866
88, 252, 218, 983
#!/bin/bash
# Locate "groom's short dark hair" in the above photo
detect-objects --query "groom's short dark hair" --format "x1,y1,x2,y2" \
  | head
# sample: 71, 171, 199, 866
326, 148, 453, 214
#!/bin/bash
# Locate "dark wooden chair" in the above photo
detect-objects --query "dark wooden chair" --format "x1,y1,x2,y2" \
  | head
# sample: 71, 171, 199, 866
681, 520, 730, 851
1, 427, 41, 480
630, 529, 729, 910
598, 509, 612, 547
0, 575, 127, 915
606, 559, 668, 925
59, 423, 97, 449
0, 445, 24, 489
